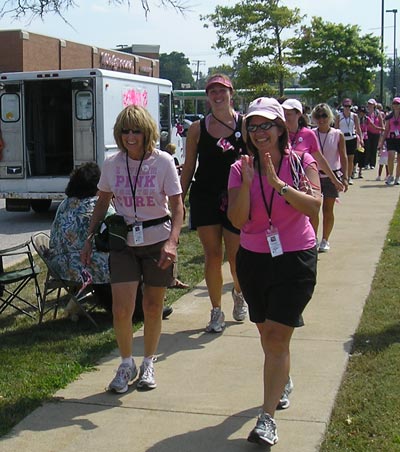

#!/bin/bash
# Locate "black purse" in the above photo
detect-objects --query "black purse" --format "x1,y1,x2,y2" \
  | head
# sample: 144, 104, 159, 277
94, 214, 128, 252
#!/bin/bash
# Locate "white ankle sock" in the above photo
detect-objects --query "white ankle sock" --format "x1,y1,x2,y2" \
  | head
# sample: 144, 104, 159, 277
122, 357, 133, 367
143, 356, 153, 366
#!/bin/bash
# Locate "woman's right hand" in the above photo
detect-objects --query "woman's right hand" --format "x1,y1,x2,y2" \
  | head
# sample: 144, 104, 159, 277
80, 239, 93, 266
241, 155, 255, 186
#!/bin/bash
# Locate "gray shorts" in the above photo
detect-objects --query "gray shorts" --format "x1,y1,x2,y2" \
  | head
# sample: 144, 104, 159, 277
109, 240, 173, 287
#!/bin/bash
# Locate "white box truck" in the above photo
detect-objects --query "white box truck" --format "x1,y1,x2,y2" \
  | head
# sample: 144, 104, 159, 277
0, 68, 183, 212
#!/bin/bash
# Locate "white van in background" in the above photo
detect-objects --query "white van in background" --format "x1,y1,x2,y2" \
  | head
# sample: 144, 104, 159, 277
0, 68, 183, 212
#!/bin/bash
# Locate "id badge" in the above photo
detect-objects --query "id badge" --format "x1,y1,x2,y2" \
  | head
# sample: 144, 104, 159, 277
133, 222, 144, 245
266, 226, 283, 257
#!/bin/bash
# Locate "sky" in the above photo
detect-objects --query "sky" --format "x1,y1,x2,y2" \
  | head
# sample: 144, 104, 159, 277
0, 0, 398, 73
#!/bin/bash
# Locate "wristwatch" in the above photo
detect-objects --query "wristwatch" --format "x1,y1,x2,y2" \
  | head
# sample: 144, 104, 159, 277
279, 183, 289, 196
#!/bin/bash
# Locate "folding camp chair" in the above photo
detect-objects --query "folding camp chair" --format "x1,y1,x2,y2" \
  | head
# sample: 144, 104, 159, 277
0, 240, 43, 319
31, 232, 98, 327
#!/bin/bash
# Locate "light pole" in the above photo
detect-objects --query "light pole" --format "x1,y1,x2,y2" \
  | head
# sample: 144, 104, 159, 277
386, 8, 398, 97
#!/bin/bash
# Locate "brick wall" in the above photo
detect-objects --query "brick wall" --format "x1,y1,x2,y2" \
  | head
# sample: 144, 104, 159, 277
0, 29, 159, 77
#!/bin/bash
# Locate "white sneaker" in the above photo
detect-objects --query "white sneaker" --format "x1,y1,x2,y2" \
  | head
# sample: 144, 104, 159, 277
232, 289, 247, 321
395, 178, 400, 185
137, 359, 157, 390
248, 412, 279, 446
348, 177, 354, 185
386, 175, 394, 185
319, 239, 330, 253
375, 176, 381, 181
277, 376, 294, 410
205, 307, 225, 333
108, 361, 138, 393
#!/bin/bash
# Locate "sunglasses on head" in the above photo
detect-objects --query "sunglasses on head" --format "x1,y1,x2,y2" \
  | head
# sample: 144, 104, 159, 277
121, 128, 142, 135
246, 122, 277, 133
315, 113, 328, 119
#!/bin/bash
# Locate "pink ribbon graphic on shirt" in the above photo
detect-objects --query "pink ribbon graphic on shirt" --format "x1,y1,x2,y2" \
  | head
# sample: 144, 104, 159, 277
217, 137, 234, 152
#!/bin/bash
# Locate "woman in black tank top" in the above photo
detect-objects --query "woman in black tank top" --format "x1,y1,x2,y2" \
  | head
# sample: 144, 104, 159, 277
180, 74, 248, 332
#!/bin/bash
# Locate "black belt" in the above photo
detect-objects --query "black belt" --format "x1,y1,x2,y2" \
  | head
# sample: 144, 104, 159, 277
127, 215, 171, 230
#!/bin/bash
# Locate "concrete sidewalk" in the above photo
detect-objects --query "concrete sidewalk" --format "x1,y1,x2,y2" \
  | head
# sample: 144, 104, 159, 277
1, 174, 399, 452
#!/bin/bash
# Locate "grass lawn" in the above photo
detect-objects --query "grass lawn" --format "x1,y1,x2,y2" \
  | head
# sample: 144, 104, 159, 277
320, 201, 400, 451
0, 225, 203, 438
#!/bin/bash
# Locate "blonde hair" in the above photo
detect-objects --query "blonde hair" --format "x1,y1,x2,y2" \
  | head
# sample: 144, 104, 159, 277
165, 143, 176, 155
311, 103, 334, 124
113, 105, 159, 153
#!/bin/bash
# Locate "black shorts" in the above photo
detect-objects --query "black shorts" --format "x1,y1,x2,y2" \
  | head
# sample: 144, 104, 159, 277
320, 177, 339, 198
386, 138, 400, 152
188, 183, 239, 234
345, 137, 358, 156
236, 246, 317, 327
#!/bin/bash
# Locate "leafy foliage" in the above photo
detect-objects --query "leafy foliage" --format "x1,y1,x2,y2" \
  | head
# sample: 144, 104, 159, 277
0, 0, 188, 20
290, 17, 383, 102
202, 0, 303, 96
159, 52, 195, 90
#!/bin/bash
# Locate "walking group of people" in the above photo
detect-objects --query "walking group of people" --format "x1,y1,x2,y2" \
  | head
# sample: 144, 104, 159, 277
337, 96, 400, 187
48, 72, 400, 448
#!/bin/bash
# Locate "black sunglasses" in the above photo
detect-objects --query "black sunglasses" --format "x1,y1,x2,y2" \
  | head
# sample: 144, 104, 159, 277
315, 113, 328, 119
121, 128, 142, 135
247, 122, 277, 133
343, 105, 352, 108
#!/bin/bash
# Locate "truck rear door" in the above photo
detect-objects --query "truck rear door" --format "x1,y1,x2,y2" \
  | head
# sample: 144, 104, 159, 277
0, 85, 24, 179
72, 78, 95, 165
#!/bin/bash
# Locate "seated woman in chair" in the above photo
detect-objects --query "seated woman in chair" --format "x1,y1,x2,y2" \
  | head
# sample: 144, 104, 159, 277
49, 162, 112, 316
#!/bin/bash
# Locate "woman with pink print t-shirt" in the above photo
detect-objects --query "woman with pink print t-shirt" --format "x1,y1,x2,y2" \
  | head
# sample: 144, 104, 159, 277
81, 105, 183, 394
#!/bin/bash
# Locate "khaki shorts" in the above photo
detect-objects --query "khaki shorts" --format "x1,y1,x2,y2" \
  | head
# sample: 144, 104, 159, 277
109, 240, 173, 287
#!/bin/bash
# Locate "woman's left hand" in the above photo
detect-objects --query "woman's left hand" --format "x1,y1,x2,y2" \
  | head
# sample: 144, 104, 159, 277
333, 178, 345, 192
158, 241, 177, 270
264, 152, 282, 189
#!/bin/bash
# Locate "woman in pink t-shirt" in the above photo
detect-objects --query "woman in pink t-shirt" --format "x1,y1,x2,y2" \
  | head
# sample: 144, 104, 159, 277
228, 97, 321, 447
81, 105, 184, 394
282, 98, 343, 235
378, 97, 400, 185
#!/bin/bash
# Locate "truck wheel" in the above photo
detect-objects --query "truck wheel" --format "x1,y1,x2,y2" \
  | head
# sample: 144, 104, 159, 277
31, 199, 52, 213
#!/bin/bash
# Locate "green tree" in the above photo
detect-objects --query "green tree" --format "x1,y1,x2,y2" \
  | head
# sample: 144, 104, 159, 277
290, 17, 383, 103
159, 52, 194, 90
385, 57, 400, 99
202, 0, 303, 96
0, 0, 187, 19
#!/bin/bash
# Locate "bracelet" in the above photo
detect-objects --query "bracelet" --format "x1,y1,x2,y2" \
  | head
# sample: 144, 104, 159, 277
86, 232, 94, 242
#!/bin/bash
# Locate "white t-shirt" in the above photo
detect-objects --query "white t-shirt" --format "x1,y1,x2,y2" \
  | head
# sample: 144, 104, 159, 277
98, 149, 182, 246
313, 128, 342, 177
